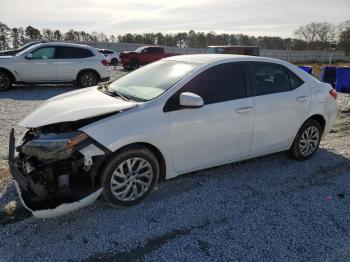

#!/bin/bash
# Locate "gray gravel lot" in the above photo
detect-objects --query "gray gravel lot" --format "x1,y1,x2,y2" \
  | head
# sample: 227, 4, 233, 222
0, 69, 350, 261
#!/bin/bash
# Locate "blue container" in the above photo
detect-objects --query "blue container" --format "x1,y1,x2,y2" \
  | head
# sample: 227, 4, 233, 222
299, 65, 313, 74
335, 67, 350, 92
321, 66, 337, 88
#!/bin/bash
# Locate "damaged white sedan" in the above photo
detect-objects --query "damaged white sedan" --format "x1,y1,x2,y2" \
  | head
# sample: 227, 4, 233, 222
8, 54, 337, 218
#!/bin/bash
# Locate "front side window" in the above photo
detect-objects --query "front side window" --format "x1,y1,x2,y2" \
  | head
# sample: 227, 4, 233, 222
55, 47, 93, 59
108, 60, 199, 101
249, 62, 292, 95
164, 62, 246, 111
31, 47, 55, 59
181, 62, 246, 104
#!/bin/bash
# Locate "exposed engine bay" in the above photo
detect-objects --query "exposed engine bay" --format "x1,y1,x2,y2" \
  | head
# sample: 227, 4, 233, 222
8, 116, 113, 217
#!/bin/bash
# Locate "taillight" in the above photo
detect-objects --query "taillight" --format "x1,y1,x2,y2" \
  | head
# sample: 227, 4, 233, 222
329, 89, 337, 99
101, 60, 109, 66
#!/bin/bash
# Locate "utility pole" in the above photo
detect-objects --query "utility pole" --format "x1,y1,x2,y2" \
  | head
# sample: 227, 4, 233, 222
329, 42, 337, 65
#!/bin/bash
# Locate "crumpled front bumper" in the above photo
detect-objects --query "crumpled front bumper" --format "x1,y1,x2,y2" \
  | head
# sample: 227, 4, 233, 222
13, 180, 103, 219
8, 129, 104, 219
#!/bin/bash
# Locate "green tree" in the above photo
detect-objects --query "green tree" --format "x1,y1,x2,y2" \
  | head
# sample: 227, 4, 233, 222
0, 22, 11, 50
25, 25, 42, 39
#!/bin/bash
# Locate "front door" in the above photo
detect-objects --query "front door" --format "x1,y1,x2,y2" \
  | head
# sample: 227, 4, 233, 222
20, 46, 57, 82
167, 62, 254, 172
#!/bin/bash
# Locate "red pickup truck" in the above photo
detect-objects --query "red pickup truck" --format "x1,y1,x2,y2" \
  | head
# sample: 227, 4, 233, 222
119, 46, 176, 70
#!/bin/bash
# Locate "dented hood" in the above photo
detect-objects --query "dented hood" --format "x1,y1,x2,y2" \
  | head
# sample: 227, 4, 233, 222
20, 86, 137, 128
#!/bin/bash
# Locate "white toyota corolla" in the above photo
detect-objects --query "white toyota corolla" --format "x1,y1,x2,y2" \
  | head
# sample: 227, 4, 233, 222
9, 54, 337, 218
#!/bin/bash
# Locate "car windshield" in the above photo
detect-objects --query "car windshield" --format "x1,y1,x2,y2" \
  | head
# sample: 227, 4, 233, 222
15, 44, 41, 57
135, 47, 145, 53
17, 42, 36, 51
108, 60, 199, 101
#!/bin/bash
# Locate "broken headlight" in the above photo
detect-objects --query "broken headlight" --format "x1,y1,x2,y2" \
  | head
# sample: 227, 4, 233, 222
17, 131, 88, 162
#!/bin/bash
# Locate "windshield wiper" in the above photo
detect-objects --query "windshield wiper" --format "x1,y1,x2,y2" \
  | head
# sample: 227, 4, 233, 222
113, 90, 130, 101
98, 82, 130, 101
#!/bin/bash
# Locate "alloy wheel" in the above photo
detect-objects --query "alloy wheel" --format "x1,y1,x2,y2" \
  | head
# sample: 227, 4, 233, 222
110, 157, 154, 202
80, 73, 97, 87
299, 126, 320, 156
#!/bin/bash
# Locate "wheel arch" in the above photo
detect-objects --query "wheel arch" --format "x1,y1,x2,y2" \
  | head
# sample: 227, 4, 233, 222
76, 68, 101, 82
95, 142, 167, 187
0, 67, 16, 82
304, 114, 326, 134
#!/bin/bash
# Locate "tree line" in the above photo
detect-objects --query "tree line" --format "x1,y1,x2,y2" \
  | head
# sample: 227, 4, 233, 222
0, 21, 349, 53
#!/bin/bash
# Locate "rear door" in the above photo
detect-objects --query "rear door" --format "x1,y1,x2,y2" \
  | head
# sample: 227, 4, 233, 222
20, 46, 57, 81
248, 62, 311, 156
55, 46, 95, 81
166, 62, 254, 172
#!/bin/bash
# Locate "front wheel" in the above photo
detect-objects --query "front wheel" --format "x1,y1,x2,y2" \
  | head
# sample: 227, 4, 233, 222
100, 147, 159, 207
0, 71, 12, 91
290, 119, 322, 160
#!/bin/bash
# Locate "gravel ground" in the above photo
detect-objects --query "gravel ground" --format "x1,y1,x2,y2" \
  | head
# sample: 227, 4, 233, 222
0, 70, 350, 261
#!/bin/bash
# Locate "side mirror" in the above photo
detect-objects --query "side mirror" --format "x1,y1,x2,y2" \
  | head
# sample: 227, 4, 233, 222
179, 92, 204, 108
25, 53, 33, 59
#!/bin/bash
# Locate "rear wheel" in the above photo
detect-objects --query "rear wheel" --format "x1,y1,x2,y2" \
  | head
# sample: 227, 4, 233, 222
100, 147, 159, 207
290, 119, 322, 160
78, 71, 99, 88
0, 71, 12, 91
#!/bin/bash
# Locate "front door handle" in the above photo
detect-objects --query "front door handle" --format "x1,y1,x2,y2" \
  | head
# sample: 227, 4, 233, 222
296, 96, 308, 102
235, 106, 253, 114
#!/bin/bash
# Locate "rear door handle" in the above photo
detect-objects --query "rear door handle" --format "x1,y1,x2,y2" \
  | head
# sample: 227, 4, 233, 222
235, 106, 253, 114
296, 96, 308, 102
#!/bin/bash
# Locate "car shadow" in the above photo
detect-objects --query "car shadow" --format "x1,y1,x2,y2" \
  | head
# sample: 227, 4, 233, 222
0, 85, 76, 101
1, 147, 349, 228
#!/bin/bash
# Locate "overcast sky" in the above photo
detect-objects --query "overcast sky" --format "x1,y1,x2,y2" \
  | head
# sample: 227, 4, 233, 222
2, 0, 349, 37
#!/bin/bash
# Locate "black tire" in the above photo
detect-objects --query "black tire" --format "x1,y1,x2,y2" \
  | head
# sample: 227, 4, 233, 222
122, 64, 130, 70
290, 119, 322, 160
0, 71, 12, 91
110, 58, 119, 66
128, 59, 140, 70
77, 71, 99, 88
100, 146, 159, 207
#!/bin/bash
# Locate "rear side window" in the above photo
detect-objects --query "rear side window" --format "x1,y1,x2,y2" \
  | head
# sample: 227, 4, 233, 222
288, 71, 304, 89
55, 47, 94, 59
249, 62, 304, 95
249, 62, 290, 95
148, 47, 163, 54
164, 62, 246, 111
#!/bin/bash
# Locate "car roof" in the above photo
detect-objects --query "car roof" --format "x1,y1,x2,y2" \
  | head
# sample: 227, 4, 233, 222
165, 54, 283, 64
35, 42, 95, 49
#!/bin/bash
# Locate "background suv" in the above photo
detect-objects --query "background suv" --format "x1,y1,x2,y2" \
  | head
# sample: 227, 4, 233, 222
0, 42, 111, 91
99, 49, 120, 66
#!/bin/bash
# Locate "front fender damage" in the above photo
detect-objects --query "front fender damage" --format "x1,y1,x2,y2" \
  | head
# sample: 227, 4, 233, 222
8, 125, 111, 218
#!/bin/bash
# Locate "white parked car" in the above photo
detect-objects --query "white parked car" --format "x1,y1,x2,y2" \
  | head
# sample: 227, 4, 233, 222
9, 54, 337, 218
0, 42, 111, 90
98, 49, 120, 66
